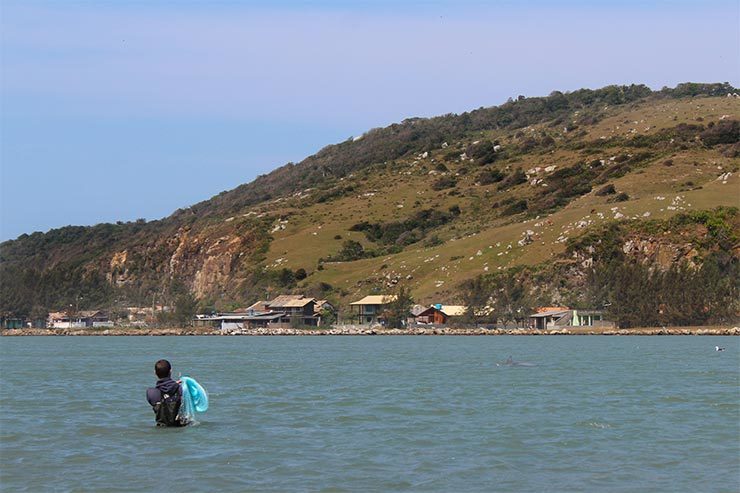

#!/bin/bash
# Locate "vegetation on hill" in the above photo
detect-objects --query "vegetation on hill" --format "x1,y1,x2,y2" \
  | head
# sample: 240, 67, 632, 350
461, 207, 739, 328
174, 82, 736, 220
1, 82, 739, 328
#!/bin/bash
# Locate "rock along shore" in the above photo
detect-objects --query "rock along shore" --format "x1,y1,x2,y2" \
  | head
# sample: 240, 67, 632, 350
2, 326, 739, 336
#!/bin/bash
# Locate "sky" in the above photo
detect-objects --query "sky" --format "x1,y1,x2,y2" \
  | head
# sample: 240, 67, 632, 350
1, 0, 738, 241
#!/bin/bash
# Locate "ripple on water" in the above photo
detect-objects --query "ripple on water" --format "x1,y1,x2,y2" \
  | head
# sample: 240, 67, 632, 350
0, 335, 738, 493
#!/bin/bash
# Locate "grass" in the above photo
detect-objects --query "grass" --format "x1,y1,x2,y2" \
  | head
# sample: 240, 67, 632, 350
254, 96, 739, 306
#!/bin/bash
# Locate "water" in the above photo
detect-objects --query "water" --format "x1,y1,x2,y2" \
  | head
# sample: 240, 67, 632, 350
1, 336, 738, 492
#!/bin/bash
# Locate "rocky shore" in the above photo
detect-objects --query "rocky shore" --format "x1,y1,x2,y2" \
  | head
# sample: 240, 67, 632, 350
2, 325, 739, 336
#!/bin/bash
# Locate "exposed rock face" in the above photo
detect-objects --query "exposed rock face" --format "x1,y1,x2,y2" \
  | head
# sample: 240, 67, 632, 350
191, 235, 245, 298
107, 250, 138, 286
91, 219, 271, 302
622, 238, 699, 270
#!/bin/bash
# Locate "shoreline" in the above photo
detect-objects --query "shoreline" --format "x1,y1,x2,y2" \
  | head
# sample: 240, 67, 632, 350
2, 326, 738, 336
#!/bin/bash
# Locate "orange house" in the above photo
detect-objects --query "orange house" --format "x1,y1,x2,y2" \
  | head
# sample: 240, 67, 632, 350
415, 305, 467, 325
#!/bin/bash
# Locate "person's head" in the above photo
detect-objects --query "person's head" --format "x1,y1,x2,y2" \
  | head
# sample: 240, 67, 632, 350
155, 359, 172, 379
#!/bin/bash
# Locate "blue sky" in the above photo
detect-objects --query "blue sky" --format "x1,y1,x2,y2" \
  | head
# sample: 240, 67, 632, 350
1, 0, 738, 241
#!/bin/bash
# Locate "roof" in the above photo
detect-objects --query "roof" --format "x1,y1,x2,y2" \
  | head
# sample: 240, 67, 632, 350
416, 305, 467, 317
410, 304, 427, 316
204, 312, 286, 321
350, 295, 397, 306
314, 299, 336, 311
439, 305, 466, 316
530, 309, 571, 318
49, 310, 103, 319
535, 306, 570, 313
267, 295, 315, 308
82, 310, 108, 318
246, 300, 269, 312
574, 309, 606, 315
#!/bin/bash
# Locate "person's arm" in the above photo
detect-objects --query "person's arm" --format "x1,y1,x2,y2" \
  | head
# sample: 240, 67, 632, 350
146, 387, 161, 407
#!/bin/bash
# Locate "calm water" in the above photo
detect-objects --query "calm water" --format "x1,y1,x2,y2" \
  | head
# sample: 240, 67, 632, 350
0, 336, 738, 492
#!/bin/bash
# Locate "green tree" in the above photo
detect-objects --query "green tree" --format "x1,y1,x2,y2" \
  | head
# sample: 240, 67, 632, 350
606, 262, 660, 328
460, 276, 491, 324
338, 240, 365, 261
318, 307, 337, 326
174, 292, 198, 327
492, 272, 532, 328
382, 286, 414, 329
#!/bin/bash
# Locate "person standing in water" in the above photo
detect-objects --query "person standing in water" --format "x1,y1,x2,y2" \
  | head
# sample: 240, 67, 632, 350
146, 359, 187, 427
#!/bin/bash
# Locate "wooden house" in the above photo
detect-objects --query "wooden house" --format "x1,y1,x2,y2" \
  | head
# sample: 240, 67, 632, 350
266, 295, 318, 326
414, 304, 467, 325
349, 295, 397, 325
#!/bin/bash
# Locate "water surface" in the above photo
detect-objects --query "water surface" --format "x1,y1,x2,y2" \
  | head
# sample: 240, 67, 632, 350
1, 336, 738, 492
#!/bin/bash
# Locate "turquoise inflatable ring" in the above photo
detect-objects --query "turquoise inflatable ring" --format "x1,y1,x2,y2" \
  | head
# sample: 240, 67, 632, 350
181, 376, 209, 413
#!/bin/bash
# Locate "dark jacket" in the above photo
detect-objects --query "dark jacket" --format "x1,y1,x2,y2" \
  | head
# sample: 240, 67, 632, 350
146, 377, 186, 426
147, 377, 181, 405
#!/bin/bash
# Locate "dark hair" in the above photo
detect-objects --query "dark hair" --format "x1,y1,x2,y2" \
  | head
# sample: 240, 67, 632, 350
155, 359, 172, 379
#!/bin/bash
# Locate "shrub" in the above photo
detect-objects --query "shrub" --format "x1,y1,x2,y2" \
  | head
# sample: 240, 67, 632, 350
337, 240, 365, 261
596, 184, 617, 196
557, 182, 592, 199
519, 137, 538, 152
432, 177, 457, 191
611, 192, 630, 202
467, 140, 498, 165
498, 169, 527, 190
502, 200, 528, 216
700, 120, 739, 146
424, 235, 444, 247
349, 209, 456, 246
476, 169, 505, 185
540, 135, 556, 147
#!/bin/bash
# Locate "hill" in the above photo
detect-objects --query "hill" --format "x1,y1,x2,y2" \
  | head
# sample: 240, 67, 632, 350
1, 82, 739, 326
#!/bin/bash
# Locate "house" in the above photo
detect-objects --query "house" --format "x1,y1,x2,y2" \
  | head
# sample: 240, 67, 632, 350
199, 311, 288, 330
245, 300, 270, 315
85, 311, 113, 328
529, 308, 571, 330
415, 304, 467, 325
410, 305, 428, 318
266, 295, 317, 326
529, 307, 613, 330
1, 316, 26, 329
313, 299, 337, 326
570, 309, 613, 328
349, 295, 397, 325
49, 311, 77, 328
48, 310, 113, 329
195, 294, 326, 330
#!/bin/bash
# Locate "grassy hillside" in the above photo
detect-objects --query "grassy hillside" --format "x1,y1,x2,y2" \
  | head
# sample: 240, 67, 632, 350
1, 82, 738, 322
